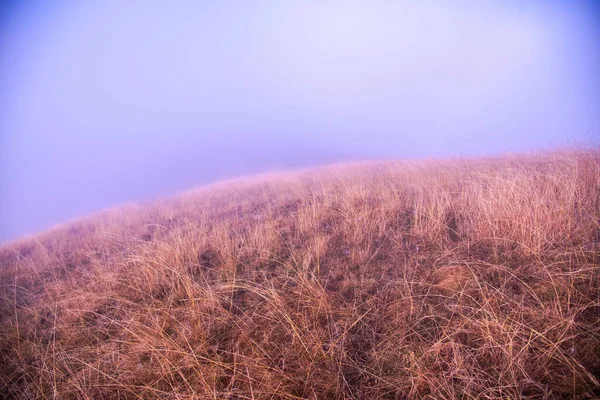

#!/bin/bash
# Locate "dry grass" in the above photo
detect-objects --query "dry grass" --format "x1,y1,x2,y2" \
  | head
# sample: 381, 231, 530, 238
1, 148, 599, 399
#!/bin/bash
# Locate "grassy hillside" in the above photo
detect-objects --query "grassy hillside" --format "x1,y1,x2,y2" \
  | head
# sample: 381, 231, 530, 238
1, 149, 599, 399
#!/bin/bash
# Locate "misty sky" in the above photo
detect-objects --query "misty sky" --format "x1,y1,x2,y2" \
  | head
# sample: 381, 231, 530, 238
1, 1, 599, 242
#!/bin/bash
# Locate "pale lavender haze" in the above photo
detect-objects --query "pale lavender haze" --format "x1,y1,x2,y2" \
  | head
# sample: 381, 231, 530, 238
1, 1, 599, 242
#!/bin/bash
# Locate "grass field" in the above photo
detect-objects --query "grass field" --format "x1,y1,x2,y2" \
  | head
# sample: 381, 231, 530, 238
1, 148, 599, 399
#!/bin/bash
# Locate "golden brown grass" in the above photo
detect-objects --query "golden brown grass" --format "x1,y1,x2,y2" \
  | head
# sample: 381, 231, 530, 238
1, 148, 599, 399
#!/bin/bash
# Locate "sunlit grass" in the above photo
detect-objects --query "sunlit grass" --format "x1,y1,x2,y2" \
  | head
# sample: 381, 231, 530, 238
1, 148, 599, 399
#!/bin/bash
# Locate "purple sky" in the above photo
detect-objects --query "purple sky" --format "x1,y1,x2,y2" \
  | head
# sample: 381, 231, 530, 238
1, 0, 599, 242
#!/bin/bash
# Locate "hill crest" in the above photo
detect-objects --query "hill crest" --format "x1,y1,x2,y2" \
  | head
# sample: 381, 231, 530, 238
1, 148, 599, 399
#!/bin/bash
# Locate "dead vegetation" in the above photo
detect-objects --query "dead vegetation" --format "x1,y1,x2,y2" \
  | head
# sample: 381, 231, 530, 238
1, 148, 599, 399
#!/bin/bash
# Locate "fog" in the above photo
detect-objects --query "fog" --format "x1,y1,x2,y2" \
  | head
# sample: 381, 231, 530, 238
1, 1, 599, 242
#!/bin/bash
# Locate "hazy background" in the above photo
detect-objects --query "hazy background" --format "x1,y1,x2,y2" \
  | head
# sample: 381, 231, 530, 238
1, 1, 599, 242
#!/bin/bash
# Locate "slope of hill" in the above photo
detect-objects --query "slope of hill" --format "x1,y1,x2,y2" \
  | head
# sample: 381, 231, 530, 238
1, 149, 599, 399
